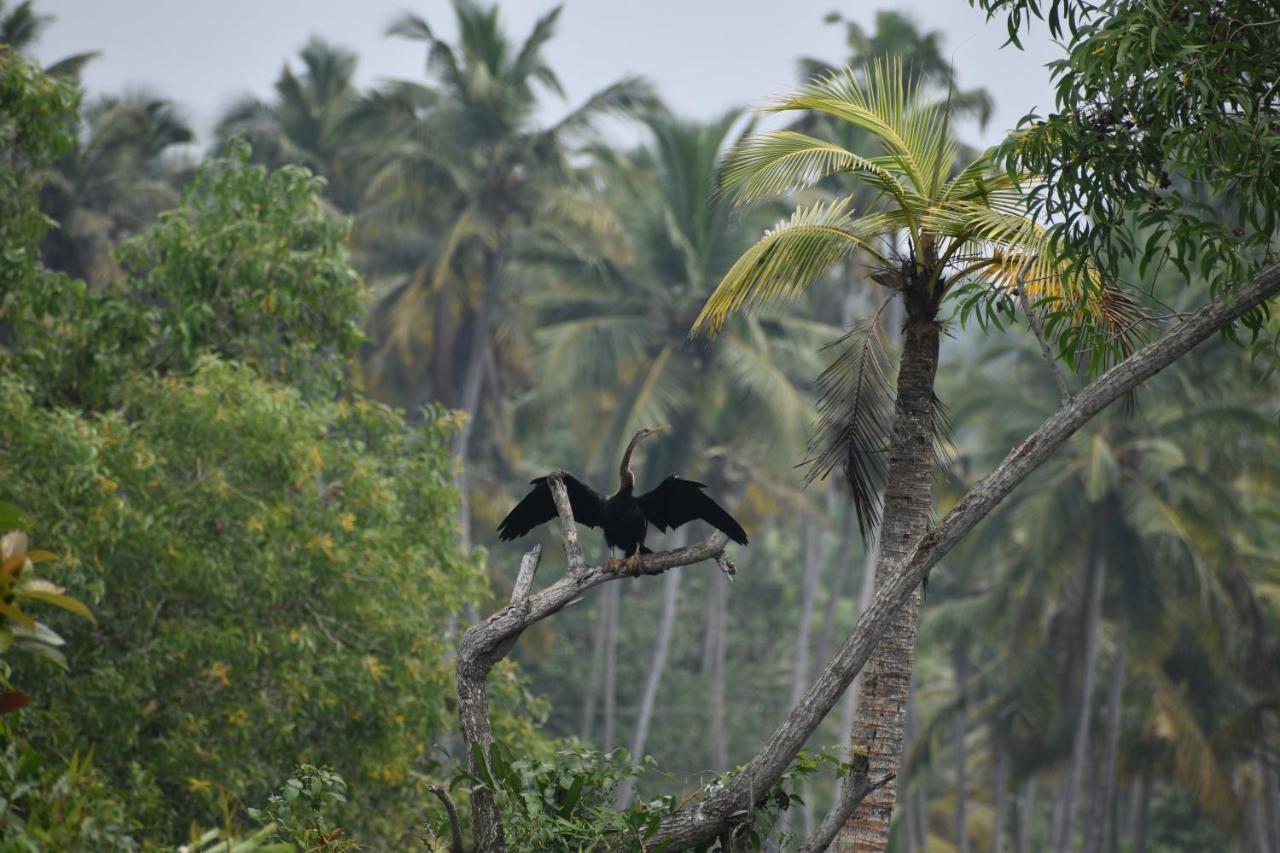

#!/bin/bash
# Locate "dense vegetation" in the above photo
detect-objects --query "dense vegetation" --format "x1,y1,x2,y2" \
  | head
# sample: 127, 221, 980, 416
1, 0, 1277, 850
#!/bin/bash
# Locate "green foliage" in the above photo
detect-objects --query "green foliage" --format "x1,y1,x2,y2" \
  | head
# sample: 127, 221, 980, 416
248, 764, 358, 852
0, 738, 137, 852
4, 143, 365, 407
0, 362, 545, 843
0, 46, 76, 291
976, 0, 1280, 299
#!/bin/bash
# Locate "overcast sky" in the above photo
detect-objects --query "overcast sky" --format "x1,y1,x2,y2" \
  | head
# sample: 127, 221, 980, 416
31, 1, 1062, 149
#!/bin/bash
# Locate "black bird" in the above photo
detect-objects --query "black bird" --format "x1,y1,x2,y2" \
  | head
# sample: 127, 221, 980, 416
497, 426, 748, 572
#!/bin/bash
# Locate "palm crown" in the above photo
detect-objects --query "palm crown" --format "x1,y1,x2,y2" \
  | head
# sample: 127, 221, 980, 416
693, 60, 1136, 363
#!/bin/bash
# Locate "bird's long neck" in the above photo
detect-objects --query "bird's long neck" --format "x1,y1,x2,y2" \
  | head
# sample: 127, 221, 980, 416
618, 433, 644, 494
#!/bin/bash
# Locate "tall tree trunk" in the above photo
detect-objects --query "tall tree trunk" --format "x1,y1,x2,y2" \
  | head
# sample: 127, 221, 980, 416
617, 543, 685, 808
1055, 545, 1107, 853
1015, 779, 1037, 853
580, 589, 610, 741
952, 644, 971, 853
601, 581, 620, 751
1265, 762, 1280, 853
1130, 771, 1151, 853
901, 685, 920, 853
1085, 639, 1127, 853
835, 316, 942, 852
709, 572, 729, 771
453, 267, 496, 558
992, 725, 1009, 853
793, 516, 826, 839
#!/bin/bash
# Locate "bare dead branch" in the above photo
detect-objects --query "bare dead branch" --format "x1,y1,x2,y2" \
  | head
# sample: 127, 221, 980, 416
715, 553, 736, 582
428, 784, 466, 853
643, 263, 1280, 850
509, 543, 542, 610
548, 473, 587, 572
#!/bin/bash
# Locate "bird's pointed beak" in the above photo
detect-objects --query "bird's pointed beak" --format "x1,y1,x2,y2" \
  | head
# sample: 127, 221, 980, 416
644, 425, 669, 437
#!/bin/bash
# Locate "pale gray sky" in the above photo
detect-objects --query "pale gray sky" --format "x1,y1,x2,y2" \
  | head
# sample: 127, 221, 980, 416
32, 0, 1062, 149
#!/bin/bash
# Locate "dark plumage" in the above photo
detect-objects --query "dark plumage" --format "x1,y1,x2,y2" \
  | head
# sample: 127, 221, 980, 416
496, 426, 748, 571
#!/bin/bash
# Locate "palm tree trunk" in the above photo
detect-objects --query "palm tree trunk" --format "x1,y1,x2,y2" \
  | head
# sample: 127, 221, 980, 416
1015, 779, 1037, 853
1265, 763, 1280, 853
835, 316, 941, 852
1130, 770, 1151, 853
617, 554, 684, 807
1084, 640, 1127, 853
450, 269, 496, 557
580, 594, 610, 741
793, 516, 826, 838
1055, 545, 1107, 853
601, 581, 620, 751
992, 726, 1009, 853
952, 644, 971, 853
901, 685, 920, 853
709, 572, 729, 771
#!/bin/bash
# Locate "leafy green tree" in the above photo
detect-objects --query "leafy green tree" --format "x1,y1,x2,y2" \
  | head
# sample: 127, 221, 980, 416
6, 143, 364, 408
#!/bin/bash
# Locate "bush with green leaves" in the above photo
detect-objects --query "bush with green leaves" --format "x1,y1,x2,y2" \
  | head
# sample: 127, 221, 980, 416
3, 142, 365, 408
0, 362, 546, 843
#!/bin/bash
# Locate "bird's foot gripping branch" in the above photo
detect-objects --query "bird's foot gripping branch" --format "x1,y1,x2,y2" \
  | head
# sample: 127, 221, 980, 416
451, 475, 735, 852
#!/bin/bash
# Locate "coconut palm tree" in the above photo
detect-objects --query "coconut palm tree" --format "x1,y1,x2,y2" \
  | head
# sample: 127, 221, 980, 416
916, 327, 1280, 852
1, 0, 97, 79
40, 93, 192, 286
354, 1, 654, 553
693, 60, 1138, 851
215, 37, 364, 210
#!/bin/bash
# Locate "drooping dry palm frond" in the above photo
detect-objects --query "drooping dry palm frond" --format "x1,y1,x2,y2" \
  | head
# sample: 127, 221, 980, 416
805, 320, 895, 538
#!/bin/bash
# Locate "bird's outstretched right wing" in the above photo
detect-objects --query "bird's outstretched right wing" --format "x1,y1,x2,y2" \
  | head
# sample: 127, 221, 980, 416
496, 472, 607, 541
636, 476, 748, 545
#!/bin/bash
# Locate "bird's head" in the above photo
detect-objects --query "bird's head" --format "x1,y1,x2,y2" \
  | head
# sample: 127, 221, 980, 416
619, 425, 668, 488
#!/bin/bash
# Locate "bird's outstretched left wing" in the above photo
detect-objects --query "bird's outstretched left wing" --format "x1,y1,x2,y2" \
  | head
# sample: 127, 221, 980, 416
497, 472, 606, 541
636, 476, 748, 545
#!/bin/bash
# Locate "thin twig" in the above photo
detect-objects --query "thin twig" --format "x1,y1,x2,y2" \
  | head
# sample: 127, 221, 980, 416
509, 543, 542, 611
428, 784, 466, 853
1013, 258, 1073, 406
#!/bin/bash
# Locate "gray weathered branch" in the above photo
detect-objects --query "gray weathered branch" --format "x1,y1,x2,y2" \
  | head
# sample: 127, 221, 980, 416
453, 485, 733, 852
548, 473, 587, 572
797, 761, 893, 853
643, 264, 1280, 850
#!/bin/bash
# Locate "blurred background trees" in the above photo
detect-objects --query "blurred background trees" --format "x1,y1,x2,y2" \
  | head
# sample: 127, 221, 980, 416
2, 1, 1277, 849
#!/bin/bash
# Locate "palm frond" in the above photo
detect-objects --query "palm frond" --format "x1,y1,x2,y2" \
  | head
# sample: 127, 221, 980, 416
693, 198, 893, 335
805, 320, 895, 539
719, 129, 917, 209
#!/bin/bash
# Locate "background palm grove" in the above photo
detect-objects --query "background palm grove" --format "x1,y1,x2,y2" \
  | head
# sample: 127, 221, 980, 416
1, 0, 1278, 851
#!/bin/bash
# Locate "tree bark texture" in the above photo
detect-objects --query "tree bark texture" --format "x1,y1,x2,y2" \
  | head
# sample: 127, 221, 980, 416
835, 317, 941, 852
